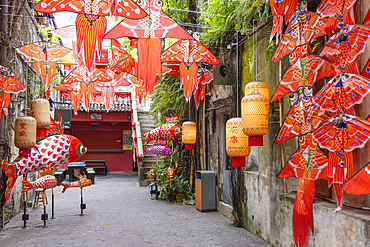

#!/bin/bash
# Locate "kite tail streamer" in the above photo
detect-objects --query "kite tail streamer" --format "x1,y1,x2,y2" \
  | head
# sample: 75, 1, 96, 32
81, 82, 94, 111
138, 38, 162, 95
76, 14, 107, 73
293, 178, 315, 247
270, 14, 283, 42
0, 93, 11, 118
180, 62, 198, 102
70, 91, 81, 115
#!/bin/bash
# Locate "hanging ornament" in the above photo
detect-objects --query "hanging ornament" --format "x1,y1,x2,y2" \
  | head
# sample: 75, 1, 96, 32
226, 118, 251, 167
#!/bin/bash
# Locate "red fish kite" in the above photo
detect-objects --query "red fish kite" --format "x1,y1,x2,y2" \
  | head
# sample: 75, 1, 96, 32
0, 65, 26, 118
270, 45, 335, 102
275, 86, 332, 144
318, 25, 370, 74
16, 42, 71, 96
312, 114, 370, 211
161, 33, 220, 101
61, 66, 111, 110
34, 0, 146, 73
109, 39, 137, 75
271, 2, 327, 62
317, 0, 356, 35
194, 68, 213, 109
343, 161, 370, 195
278, 134, 328, 247
270, 0, 297, 41
104, 0, 194, 95
312, 73, 370, 114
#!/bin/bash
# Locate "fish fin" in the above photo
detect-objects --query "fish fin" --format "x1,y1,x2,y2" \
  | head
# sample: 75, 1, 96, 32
2, 160, 18, 200
60, 183, 71, 193
39, 168, 52, 177
21, 180, 32, 193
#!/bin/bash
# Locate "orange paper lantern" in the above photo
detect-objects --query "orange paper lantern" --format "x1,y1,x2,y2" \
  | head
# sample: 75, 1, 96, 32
242, 93, 269, 146
15, 116, 37, 158
182, 121, 196, 150
30, 99, 50, 128
226, 118, 251, 167
244, 81, 269, 102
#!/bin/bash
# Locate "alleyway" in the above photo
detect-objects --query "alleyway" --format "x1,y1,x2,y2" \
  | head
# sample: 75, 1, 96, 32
0, 175, 269, 247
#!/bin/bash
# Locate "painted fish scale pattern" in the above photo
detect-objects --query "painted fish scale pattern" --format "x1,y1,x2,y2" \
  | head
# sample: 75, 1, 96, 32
16, 135, 70, 176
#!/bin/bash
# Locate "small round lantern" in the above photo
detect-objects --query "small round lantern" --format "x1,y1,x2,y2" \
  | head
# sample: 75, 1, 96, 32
30, 99, 50, 137
226, 118, 251, 167
242, 93, 269, 146
182, 121, 196, 150
15, 116, 37, 158
244, 81, 269, 102
166, 166, 175, 179
148, 167, 156, 180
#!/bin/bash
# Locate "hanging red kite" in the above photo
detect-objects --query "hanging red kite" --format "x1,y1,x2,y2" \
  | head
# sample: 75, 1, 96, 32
96, 70, 142, 111
16, 42, 71, 95
270, 45, 335, 102
364, 9, 370, 25
33, 0, 146, 18
312, 73, 370, 114
54, 82, 81, 115
161, 34, 220, 101
61, 66, 111, 110
312, 114, 370, 210
34, 0, 146, 73
362, 58, 370, 78
194, 68, 213, 109
343, 161, 370, 195
109, 39, 137, 75
275, 86, 332, 144
104, 0, 194, 95
0, 65, 26, 118
278, 134, 328, 247
318, 25, 370, 74
271, 2, 327, 62
270, 0, 297, 42
317, 0, 356, 35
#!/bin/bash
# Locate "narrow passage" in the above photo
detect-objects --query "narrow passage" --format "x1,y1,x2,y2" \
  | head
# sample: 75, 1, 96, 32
0, 175, 268, 247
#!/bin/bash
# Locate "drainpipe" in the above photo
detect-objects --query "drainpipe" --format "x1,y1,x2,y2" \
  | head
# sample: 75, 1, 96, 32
131, 92, 143, 157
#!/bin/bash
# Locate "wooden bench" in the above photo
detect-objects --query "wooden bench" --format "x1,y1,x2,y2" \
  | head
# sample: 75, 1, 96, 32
54, 169, 67, 185
82, 160, 107, 176
86, 168, 96, 184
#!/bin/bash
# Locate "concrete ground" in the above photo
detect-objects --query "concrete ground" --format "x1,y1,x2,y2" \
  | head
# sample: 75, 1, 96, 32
0, 174, 269, 247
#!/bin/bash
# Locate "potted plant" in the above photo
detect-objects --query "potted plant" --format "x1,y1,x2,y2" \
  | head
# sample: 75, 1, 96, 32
172, 175, 189, 203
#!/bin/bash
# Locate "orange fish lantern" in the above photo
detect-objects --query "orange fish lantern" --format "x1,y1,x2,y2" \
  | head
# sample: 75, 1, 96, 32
242, 81, 269, 146
14, 116, 37, 158
30, 99, 50, 138
182, 121, 196, 150
166, 166, 175, 179
226, 118, 251, 167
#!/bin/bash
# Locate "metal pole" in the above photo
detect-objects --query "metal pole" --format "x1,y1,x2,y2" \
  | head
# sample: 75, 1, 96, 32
236, 31, 239, 117
51, 188, 55, 219
22, 175, 28, 228
80, 187, 84, 216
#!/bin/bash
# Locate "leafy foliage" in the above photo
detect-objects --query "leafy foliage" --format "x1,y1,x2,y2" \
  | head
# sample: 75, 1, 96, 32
149, 74, 186, 126
200, 0, 270, 46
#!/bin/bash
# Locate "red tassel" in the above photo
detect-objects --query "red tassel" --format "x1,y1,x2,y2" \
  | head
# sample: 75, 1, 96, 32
293, 179, 315, 247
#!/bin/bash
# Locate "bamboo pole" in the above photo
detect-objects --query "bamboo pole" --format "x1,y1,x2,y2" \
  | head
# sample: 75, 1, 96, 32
203, 97, 206, 171
278, 31, 288, 194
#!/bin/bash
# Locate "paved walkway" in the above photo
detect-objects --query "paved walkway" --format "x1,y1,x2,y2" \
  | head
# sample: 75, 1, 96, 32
0, 175, 269, 247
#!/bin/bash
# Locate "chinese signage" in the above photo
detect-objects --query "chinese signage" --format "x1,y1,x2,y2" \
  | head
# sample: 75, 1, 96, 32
90, 113, 103, 121
122, 130, 133, 150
